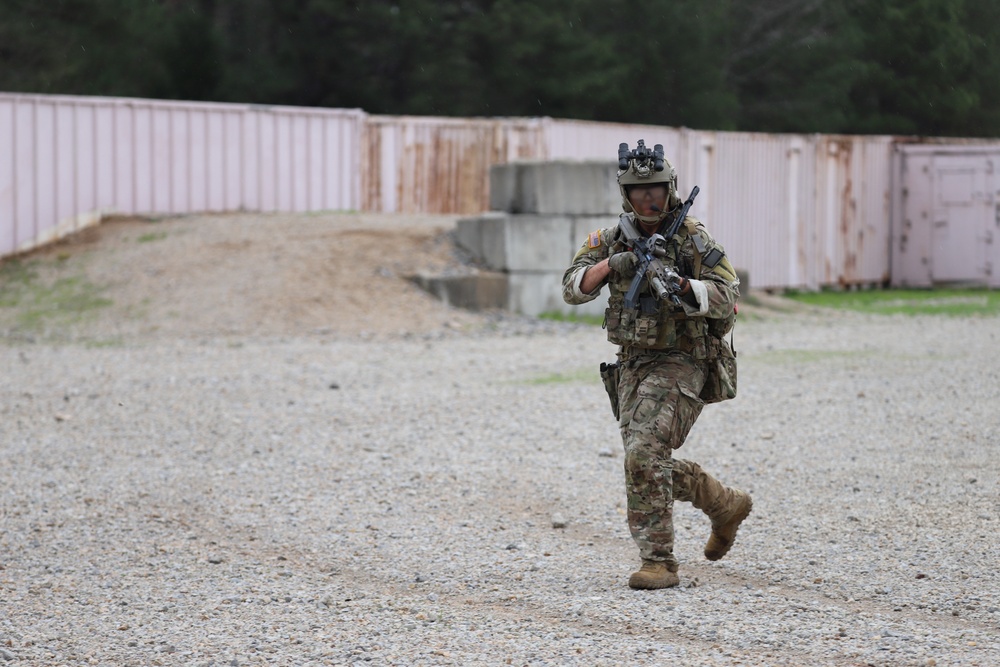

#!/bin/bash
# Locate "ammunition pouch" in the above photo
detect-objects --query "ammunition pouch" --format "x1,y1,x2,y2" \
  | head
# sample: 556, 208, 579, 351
599, 361, 621, 420
605, 295, 707, 357
700, 335, 737, 404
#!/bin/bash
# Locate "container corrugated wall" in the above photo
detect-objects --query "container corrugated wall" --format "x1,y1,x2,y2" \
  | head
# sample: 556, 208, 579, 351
699, 132, 807, 290
362, 116, 545, 214
5, 92, 1000, 290
541, 124, 895, 289
544, 118, 682, 161
892, 143, 1000, 288
0, 93, 364, 256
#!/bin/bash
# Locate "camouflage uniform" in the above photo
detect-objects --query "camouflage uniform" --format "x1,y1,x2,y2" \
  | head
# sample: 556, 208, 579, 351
562, 217, 742, 573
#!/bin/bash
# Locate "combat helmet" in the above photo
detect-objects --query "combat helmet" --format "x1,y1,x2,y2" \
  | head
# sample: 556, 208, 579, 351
617, 140, 681, 224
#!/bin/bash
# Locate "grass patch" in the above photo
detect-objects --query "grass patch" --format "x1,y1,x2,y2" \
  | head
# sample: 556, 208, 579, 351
0, 259, 39, 306
16, 277, 113, 330
0, 259, 113, 331
784, 288, 1000, 316
538, 311, 604, 326
84, 338, 125, 348
524, 367, 597, 385
137, 231, 169, 243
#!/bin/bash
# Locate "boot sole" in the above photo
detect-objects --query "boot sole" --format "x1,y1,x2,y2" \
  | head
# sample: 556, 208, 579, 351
704, 496, 753, 561
628, 575, 680, 590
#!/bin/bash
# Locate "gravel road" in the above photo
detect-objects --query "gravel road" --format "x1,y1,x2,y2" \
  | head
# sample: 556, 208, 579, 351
2, 310, 999, 666
1, 213, 999, 666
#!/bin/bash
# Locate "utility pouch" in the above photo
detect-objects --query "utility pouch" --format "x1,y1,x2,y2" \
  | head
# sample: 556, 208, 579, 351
700, 336, 737, 404
599, 361, 621, 420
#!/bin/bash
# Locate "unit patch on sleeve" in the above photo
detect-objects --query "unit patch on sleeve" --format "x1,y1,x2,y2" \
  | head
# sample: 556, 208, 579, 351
588, 230, 602, 249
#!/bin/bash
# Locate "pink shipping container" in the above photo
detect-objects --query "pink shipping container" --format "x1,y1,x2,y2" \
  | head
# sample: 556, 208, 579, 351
4, 93, 1000, 290
543, 121, 895, 289
0, 94, 364, 257
362, 115, 545, 214
892, 144, 1000, 288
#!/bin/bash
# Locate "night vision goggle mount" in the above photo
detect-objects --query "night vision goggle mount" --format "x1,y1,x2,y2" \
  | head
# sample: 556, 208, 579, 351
618, 140, 665, 176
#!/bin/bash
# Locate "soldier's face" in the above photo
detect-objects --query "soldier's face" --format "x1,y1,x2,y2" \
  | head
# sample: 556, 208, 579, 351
627, 184, 668, 217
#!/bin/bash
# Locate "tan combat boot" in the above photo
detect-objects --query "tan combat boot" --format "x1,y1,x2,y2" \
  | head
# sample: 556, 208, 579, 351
704, 489, 753, 561
672, 460, 753, 562
628, 560, 680, 590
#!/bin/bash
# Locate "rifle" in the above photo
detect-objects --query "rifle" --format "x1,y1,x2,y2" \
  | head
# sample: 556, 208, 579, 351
618, 185, 700, 311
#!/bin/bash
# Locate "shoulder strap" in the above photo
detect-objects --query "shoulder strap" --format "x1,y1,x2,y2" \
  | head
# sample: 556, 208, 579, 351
683, 218, 704, 278
684, 217, 728, 274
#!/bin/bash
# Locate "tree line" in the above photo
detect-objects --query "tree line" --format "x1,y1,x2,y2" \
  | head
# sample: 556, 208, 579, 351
3, 0, 999, 137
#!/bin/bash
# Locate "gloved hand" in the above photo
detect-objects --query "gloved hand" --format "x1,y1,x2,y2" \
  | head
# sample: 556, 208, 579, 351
609, 252, 639, 277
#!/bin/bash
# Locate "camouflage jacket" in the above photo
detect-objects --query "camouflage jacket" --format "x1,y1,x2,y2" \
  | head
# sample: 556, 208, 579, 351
561, 215, 740, 359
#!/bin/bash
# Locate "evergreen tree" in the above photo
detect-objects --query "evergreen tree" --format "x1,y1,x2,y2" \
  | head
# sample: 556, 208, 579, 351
959, 1, 1000, 137
724, 0, 862, 133
846, 0, 977, 136
2, 0, 1000, 137
0, 0, 173, 97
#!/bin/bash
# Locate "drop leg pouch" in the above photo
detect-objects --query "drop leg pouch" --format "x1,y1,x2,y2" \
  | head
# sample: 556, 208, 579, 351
599, 361, 621, 420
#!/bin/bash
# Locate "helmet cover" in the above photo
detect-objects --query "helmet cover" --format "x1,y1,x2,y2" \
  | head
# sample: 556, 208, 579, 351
617, 140, 680, 223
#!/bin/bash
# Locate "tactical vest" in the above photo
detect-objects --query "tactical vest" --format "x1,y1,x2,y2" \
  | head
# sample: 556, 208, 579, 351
604, 216, 710, 358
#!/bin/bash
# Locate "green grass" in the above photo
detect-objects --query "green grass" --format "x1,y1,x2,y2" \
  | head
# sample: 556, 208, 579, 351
0, 258, 113, 332
538, 311, 604, 326
525, 367, 598, 385
0, 259, 39, 306
137, 231, 169, 243
15, 276, 113, 329
84, 338, 125, 348
784, 288, 1000, 316
541, 289, 1000, 322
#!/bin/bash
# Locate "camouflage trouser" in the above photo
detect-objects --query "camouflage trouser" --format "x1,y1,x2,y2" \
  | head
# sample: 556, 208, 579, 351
617, 350, 707, 570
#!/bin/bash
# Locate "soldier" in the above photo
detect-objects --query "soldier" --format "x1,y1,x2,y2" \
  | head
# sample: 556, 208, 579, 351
562, 141, 752, 590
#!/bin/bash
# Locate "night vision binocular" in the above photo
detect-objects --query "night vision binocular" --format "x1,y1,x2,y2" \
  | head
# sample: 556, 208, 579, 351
618, 140, 665, 172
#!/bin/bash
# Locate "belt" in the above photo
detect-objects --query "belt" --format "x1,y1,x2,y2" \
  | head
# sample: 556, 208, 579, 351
620, 337, 696, 359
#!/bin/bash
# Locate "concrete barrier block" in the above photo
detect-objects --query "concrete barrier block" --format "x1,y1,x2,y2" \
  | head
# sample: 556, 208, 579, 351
508, 272, 610, 318
478, 215, 511, 271
455, 216, 483, 258
535, 162, 620, 215
409, 272, 508, 311
503, 215, 576, 272
507, 273, 565, 316
488, 165, 519, 214
455, 212, 510, 268
459, 213, 617, 273
571, 215, 618, 252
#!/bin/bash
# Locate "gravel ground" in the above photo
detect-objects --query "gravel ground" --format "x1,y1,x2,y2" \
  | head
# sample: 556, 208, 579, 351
3, 313, 999, 666
2, 214, 999, 666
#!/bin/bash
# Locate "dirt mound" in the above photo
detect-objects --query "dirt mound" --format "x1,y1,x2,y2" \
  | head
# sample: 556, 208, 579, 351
0, 212, 486, 342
